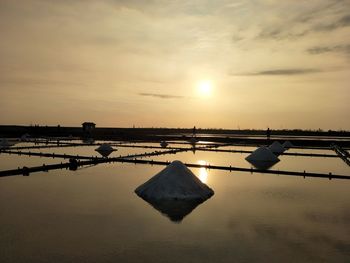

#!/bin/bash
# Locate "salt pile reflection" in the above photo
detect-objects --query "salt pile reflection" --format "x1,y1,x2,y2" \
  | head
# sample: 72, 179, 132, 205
140, 198, 207, 222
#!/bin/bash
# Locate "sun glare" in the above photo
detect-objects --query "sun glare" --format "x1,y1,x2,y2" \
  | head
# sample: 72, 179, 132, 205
197, 80, 212, 97
197, 160, 209, 183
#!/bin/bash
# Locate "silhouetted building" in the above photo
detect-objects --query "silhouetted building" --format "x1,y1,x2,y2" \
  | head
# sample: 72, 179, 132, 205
82, 122, 96, 131
82, 122, 96, 137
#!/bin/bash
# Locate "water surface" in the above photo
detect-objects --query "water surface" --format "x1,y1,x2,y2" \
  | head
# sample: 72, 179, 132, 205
0, 143, 349, 262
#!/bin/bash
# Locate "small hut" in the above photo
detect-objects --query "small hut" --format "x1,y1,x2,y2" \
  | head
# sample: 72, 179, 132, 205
82, 122, 96, 132
82, 122, 96, 138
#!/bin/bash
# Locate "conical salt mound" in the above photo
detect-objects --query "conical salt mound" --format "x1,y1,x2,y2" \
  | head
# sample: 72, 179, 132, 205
95, 143, 115, 157
268, 141, 285, 154
245, 146, 280, 170
135, 160, 214, 201
189, 137, 198, 144
96, 143, 113, 152
20, 133, 30, 142
282, 141, 294, 149
160, 141, 168, 148
246, 147, 279, 162
135, 160, 214, 222
83, 138, 95, 145
0, 138, 11, 149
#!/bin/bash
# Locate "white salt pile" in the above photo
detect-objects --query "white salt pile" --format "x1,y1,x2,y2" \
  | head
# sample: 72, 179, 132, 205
135, 160, 214, 222
160, 141, 168, 148
189, 137, 198, 144
20, 133, 30, 142
268, 141, 285, 154
245, 146, 280, 170
96, 143, 114, 152
246, 146, 279, 162
84, 138, 95, 145
282, 141, 294, 149
0, 138, 11, 149
135, 160, 214, 201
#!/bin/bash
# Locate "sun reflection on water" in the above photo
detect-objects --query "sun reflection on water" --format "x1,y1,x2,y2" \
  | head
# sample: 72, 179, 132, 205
197, 160, 209, 183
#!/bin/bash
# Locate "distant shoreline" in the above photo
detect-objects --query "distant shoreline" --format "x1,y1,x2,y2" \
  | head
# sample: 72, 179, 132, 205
0, 124, 349, 136
1, 125, 350, 147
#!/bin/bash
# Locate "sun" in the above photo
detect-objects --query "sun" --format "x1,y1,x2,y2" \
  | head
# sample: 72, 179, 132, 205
197, 80, 212, 97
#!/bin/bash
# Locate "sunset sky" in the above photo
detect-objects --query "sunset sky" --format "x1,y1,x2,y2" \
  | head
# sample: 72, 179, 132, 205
0, 0, 349, 129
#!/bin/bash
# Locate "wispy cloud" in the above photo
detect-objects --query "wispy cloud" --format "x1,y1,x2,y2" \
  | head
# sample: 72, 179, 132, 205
256, 2, 350, 40
232, 68, 323, 76
313, 14, 350, 32
0, 77, 85, 87
138, 92, 185, 99
307, 44, 350, 54
257, 28, 309, 40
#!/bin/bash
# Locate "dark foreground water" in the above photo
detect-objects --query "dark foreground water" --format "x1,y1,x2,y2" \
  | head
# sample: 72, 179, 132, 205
0, 144, 349, 262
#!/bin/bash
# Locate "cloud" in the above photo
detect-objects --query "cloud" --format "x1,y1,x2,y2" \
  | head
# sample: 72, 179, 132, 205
232, 68, 323, 76
257, 29, 309, 40
138, 92, 185, 99
307, 44, 350, 55
313, 14, 350, 32
0, 77, 85, 87
256, 2, 350, 40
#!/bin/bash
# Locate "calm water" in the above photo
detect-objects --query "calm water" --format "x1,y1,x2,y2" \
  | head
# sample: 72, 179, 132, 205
0, 143, 349, 262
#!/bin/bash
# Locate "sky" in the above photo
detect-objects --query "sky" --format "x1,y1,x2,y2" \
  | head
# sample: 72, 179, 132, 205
0, 0, 349, 129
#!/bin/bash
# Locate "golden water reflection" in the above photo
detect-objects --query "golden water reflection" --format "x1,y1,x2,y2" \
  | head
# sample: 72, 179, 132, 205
197, 160, 209, 183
